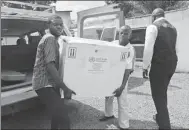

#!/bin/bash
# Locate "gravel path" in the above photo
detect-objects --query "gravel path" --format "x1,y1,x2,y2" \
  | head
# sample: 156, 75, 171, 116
2, 68, 189, 129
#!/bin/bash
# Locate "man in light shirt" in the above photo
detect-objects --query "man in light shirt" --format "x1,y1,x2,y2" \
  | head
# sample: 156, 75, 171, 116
99, 25, 135, 130
143, 8, 178, 129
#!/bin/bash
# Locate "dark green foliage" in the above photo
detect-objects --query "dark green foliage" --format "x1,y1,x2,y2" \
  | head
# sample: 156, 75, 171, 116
105, 0, 189, 18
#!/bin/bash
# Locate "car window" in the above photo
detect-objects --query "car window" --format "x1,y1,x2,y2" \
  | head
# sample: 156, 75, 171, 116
83, 28, 103, 40
130, 28, 146, 44
30, 32, 40, 36
101, 27, 116, 42
1, 37, 19, 46
115, 31, 119, 40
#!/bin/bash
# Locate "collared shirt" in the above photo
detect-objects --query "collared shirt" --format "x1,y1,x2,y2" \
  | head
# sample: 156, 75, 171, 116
32, 32, 60, 90
111, 40, 135, 70
125, 43, 136, 70
143, 17, 179, 70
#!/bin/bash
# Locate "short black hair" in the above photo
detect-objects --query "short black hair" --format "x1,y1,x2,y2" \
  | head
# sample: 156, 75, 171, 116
120, 25, 132, 32
120, 25, 132, 40
47, 14, 63, 24
120, 25, 132, 35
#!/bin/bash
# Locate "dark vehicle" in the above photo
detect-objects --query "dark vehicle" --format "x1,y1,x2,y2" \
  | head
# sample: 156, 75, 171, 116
1, 6, 71, 116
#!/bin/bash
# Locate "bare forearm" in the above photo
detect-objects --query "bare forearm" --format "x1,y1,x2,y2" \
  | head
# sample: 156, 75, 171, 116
46, 62, 68, 91
143, 49, 153, 70
120, 69, 131, 89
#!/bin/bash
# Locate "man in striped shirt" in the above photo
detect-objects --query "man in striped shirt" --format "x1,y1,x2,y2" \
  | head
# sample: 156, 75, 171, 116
32, 15, 76, 130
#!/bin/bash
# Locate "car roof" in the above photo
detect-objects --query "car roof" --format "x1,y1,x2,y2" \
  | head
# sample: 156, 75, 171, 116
1, 7, 52, 37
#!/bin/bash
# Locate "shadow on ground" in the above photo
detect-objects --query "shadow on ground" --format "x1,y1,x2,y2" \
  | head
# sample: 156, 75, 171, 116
128, 77, 148, 91
169, 84, 182, 90
1, 77, 183, 129
1, 104, 50, 129
128, 91, 152, 96
128, 77, 181, 92
69, 100, 160, 129
1, 99, 185, 129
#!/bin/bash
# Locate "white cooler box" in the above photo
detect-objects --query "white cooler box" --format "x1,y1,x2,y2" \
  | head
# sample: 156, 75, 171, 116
59, 36, 130, 98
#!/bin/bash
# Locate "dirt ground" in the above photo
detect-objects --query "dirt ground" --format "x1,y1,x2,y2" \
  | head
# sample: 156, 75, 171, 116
2, 67, 189, 129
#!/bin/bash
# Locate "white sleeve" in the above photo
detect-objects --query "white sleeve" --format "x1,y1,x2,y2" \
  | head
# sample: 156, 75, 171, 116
143, 25, 158, 70
126, 46, 135, 70
175, 32, 179, 55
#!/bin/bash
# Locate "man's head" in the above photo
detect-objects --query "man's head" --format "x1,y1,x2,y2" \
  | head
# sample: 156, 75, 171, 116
151, 8, 165, 23
48, 15, 64, 37
119, 25, 132, 46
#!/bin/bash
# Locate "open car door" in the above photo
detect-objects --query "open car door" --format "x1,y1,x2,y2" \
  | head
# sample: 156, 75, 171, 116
1, 7, 53, 87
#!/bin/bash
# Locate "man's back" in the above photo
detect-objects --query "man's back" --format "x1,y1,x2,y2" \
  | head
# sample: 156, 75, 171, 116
32, 33, 59, 90
152, 18, 178, 63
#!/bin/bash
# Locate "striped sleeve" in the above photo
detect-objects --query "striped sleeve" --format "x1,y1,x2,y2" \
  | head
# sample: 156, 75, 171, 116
44, 36, 56, 64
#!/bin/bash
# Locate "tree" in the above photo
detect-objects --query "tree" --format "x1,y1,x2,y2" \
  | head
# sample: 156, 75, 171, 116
17, 0, 56, 5
106, 1, 142, 18
137, 0, 189, 13
105, 0, 149, 18
2, 0, 56, 11
105, 0, 189, 18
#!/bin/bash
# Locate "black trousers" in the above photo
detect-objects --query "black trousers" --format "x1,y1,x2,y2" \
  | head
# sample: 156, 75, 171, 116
149, 60, 177, 129
35, 87, 70, 130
